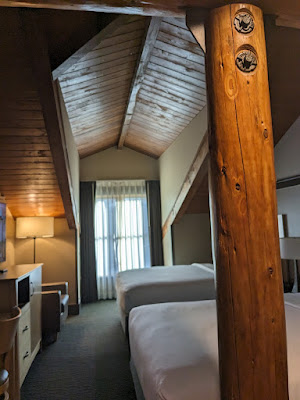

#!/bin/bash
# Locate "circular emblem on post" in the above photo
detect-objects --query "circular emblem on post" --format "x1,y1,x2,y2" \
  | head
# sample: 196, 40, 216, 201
234, 12, 254, 34
236, 50, 257, 73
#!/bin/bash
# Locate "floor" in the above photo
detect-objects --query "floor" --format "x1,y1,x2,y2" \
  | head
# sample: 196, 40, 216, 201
21, 300, 137, 400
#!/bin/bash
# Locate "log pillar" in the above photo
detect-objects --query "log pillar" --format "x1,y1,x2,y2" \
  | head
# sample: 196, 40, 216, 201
188, 4, 289, 400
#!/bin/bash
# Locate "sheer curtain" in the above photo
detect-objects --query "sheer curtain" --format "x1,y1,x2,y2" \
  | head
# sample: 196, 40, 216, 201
95, 180, 151, 299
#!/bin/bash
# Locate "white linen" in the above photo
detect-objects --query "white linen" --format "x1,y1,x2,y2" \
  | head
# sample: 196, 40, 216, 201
116, 264, 215, 315
129, 299, 300, 400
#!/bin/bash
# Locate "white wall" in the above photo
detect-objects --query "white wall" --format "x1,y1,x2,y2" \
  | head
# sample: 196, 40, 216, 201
80, 146, 159, 181
275, 116, 300, 237
159, 107, 208, 264
172, 214, 212, 264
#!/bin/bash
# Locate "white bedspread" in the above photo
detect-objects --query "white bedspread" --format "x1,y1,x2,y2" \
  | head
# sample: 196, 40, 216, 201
129, 298, 300, 400
116, 264, 215, 314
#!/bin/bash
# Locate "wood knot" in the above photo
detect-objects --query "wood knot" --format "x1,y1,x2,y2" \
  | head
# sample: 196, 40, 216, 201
271, 318, 275, 324
263, 129, 269, 139
235, 183, 241, 191
221, 166, 227, 175
268, 267, 273, 276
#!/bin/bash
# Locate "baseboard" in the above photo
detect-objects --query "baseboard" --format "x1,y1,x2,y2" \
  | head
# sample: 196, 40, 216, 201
69, 303, 80, 315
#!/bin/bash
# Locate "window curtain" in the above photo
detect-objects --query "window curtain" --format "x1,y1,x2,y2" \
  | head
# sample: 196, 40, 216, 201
146, 180, 164, 266
80, 181, 98, 304
95, 180, 151, 300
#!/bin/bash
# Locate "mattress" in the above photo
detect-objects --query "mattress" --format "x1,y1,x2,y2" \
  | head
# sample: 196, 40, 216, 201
129, 297, 300, 400
116, 264, 215, 316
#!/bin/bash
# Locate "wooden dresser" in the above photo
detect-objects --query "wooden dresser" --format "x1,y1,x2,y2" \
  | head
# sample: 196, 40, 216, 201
0, 263, 43, 400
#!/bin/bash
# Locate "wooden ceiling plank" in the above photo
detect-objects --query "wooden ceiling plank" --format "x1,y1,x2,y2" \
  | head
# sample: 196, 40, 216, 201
21, 10, 76, 229
157, 31, 203, 56
0, 128, 47, 136
62, 75, 132, 101
160, 20, 200, 44
59, 59, 138, 88
60, 65, 135, 93
162, 132, 209, 238
147, 62, 206, 89
64, 45, 141, 75
135, 98, 192, 123
144, 72, 206, 102
59, 52, 139, 83
118, 17, 162, 149
63, 75, 132, 102
67, 95, 127, 115
152, 46, 205, 73
138, 86, 203, 115
92, 27, 146, 51
131, 113, 184, 132
52, 14, 136, 80
65, 86, 131, 110
81, 37, 142, 62
149, 55, 206, 84
147, 68, 206, 98
143, 77, 206, 106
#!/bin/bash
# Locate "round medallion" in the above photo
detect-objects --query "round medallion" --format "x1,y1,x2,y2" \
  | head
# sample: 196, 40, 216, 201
236, 50, 257, 73
234, 12, 254, 34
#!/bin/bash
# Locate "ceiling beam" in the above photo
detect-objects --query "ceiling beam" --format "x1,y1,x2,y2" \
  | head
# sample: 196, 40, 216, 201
173, 156, 209, 224
21, 9, 77, 229
1, 1, 300, 20
162, 132, 209, 239
118, 17, 162, 149
52, 14, 135, 80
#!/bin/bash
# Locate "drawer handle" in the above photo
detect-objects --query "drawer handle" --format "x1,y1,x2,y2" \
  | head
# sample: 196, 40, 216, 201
22, 325, 29, 333
23, 351, 29, 360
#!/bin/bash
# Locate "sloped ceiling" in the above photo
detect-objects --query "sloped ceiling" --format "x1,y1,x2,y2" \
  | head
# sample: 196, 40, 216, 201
59, 16, 206, 159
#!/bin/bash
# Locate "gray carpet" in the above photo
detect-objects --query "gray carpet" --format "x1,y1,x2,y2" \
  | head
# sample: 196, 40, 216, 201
21, 300, 137, 400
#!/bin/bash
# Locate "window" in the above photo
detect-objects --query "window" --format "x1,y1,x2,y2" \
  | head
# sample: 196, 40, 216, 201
95, 180, 150, 299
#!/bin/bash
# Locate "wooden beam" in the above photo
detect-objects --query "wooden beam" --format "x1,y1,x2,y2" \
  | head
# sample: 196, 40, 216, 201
21, 9, 76, 229
118, 17, 162, 149
162, 132, 208, 238
276, 15, 300, 29
173, 156, 208, 224
186, 8, 207, 53
277, 175, 300, 189
194, 4, 289, 399
52, 14, 135, 80
1, 0, 300, 21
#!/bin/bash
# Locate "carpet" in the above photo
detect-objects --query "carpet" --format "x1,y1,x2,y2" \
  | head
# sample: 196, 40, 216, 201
21, 300, 137, 400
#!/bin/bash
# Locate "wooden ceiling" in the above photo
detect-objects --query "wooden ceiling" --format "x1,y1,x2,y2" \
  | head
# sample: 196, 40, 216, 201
59, 16, 206, 158
1, 0, 300, 20
0, 9, 64, 218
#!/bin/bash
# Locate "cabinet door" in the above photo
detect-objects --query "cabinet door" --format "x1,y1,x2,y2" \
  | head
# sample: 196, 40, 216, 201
29, 266, 42, 352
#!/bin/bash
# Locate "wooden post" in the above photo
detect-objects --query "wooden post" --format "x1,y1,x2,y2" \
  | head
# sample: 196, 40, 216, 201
188, 4, 289, 400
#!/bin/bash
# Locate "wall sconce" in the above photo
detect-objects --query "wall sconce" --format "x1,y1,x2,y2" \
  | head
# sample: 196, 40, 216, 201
16, 217, 54, 263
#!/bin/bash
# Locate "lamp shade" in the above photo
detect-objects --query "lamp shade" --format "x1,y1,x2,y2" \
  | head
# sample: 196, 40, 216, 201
16, 217, 54, 239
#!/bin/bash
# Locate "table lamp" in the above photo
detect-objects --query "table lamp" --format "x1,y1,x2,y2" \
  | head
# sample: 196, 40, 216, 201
16, 217, 54, 263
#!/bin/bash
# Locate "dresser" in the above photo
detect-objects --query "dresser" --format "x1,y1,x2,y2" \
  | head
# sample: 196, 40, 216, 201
0, 263, 43, 400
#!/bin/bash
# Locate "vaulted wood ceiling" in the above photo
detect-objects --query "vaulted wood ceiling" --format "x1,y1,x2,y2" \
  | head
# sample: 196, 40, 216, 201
58, 15, 206, 158
0, 9, 65, 218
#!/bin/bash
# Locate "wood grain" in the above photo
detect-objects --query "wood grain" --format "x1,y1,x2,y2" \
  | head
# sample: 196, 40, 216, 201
203, 4, 289, 399
118, 17, 162, 148
0, 9, 65, 219
0, 0, 299, 21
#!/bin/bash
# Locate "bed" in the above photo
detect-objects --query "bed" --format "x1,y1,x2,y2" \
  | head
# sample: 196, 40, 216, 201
116, 263, 215, 333
129, 294, 300, 400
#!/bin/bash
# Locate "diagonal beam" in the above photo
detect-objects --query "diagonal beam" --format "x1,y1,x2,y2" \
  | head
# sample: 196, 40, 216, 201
52, 14, 135, 80
21, 9, 76, 229
118, 17, 162, 149
162, 132, 209, 238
